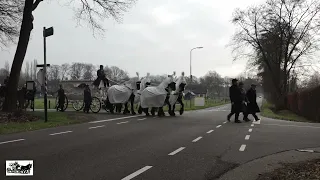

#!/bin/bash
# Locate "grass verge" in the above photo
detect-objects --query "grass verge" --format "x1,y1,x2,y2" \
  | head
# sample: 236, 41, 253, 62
261, 100, 309, 122
0, 111, 94, 135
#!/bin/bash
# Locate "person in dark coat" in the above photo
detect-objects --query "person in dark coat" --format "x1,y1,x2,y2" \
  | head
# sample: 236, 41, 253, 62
93, 65, 110, 88
83, 85, 92, 113
57, 85, 65, 112
227, 79, 242, 123
246, 84, 261, 121
239, 82, 251, 122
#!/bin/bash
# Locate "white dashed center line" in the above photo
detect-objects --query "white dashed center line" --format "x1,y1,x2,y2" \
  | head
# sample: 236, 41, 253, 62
192, 136, 202, 142
248, 128, 253, 132
168, 147, 185, 156
223, 121, 227, 124
216, 125, 222, 128
207, 130, 214, 134
245, 135, 250, 140
137, 118, 147, 121
121, 166, 153, 180
0, 139, 25, 145
239, 144, 246, 151
117, 121, 129, 125
49, 131, 73, 136
251, 124, 254, 127
89, 125, 105, 129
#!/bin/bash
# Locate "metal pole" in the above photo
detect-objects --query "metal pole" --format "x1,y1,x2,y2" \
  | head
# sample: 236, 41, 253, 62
43, 27, 48, 122
190, 49, 193, 109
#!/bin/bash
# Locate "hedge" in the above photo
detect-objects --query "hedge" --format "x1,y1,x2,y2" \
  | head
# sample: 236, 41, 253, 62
286, 86, 320, 122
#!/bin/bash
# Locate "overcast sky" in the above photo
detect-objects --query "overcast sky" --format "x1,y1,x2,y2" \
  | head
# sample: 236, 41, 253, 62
0, 0, 265, 78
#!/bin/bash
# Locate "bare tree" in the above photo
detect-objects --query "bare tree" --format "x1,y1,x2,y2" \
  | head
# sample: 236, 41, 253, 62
2, 0, 136, 112
70, 63, 85, 80
0, 0, 23, 47
32, 59, 37, 80
60, 63, 70, 81
83, 63, 94, 80
200, 71, 224, 97
230, 0, 320, 109
4, 61, 10, 74
48, 65, 60, 81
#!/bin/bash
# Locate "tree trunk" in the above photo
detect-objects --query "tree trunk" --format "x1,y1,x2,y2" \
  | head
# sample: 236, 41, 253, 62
2, 0, 34, 112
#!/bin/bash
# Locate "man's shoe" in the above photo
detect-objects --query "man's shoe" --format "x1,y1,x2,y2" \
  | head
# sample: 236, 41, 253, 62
227, 116, 231, 122
255, 118, 261, 121
235, 120, 241, 123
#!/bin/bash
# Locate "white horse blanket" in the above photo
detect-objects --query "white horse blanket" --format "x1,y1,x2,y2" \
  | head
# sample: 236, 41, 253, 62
140, 87, 167, 108
107, 85, 132, 104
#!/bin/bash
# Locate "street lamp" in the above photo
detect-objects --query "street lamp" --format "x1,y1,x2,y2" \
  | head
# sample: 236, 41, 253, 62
190, 46, 203, 82
189, 46, 203, 108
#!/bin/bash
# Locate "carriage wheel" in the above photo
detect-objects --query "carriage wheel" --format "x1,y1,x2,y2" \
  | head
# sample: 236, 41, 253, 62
90, 97, 101, 113
72, 100, 84, 111
55, 96, 68, 111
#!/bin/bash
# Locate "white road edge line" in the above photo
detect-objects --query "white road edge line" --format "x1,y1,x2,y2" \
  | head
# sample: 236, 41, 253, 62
207, 130, 214, 134
192, 136, 203, 142
117, 121, 129, 125
121, 166, 153, 180
248, 129, 253, 132
239, 144, 246, 151
216, 125, 222, 128
0, 139, 25, 145
89, 125, 105, 129
245, 135, 250, 140
251, 124, 254, 127
49, 131, 73, 136
137, 118, 147, 121
89, 115, 142, 124
168, 147, 185, 156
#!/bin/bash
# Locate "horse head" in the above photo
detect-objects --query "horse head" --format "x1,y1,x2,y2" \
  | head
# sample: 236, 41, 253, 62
124, 73, 141, 90
175, 72, 187, 92
140, 73, 151, 91
160, 71, 176, 91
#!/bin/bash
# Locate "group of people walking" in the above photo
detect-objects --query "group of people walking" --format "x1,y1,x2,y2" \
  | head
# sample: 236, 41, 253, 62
227, 79, 260, 123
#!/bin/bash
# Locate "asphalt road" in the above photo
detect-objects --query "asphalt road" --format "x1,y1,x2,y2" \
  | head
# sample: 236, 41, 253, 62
1, 101, 320, 180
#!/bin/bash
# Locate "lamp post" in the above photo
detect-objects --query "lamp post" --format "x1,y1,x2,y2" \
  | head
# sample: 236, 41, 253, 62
189, 46, 203, 108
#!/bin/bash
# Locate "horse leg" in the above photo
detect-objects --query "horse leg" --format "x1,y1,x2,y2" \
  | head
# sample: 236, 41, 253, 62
123, 102, 130, 114
158, 107, 165, 117
106, 98, 114, 114
130, 94, 136, 115
143, 108, 150, 116
138, 105, 143, 114
178, 96, 184, 115
151, 107, 156, 116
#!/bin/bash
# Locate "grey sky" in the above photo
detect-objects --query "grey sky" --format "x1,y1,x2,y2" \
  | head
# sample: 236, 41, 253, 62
0, 0, 264, 78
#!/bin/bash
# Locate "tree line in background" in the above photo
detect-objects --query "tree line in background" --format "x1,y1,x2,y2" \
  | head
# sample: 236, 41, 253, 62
1, 59, 264, 98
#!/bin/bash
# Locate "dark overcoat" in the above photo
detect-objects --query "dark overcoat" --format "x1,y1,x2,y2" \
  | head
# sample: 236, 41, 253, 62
229, 85, 242, 113
246, 88, 260, 113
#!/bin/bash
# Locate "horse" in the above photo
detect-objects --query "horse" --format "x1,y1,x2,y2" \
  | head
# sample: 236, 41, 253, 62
20, 163, 32, 174
140, 72, 177, 117
105, 73, 141, 115
168, 72, 187, 116
113, 73, 151, 114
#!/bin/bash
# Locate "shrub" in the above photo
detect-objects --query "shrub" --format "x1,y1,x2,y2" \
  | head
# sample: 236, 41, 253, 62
286, 86, 320, 122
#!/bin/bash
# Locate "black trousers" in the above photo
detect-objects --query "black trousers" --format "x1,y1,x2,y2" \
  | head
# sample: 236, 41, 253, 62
84, 101, 91, 113
248, 112, 259, 120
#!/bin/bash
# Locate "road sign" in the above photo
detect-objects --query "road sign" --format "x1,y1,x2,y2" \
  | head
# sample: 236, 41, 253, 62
43, 27, 54, 37
37, 69, 44, 85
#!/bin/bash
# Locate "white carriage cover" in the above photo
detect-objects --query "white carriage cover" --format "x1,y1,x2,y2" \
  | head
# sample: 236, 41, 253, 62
140, 74, 175, 108
134, 73, 151, 104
